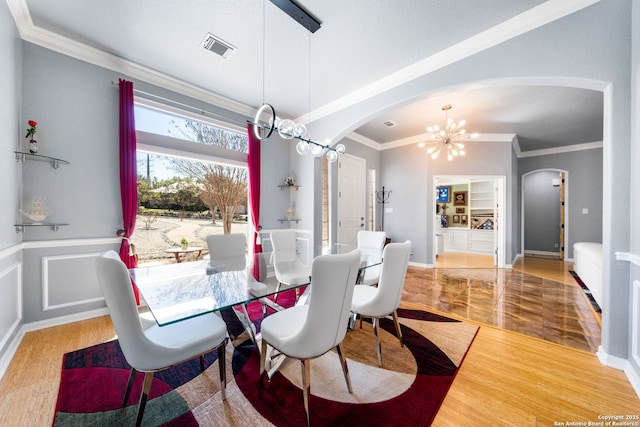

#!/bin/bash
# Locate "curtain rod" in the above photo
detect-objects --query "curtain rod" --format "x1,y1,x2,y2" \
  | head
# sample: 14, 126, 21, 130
110, 80, 248, 128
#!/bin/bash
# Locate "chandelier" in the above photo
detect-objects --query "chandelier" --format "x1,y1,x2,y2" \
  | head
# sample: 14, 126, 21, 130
421, 104, 478, 161
252, 104, 345, 163
249, 0, 345, 163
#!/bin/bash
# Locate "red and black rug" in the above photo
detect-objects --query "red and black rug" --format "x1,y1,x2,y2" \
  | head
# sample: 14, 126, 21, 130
53, 300, 478, 426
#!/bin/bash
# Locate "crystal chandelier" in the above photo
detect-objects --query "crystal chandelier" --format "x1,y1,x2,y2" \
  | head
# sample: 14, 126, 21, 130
421, 104, 478, 161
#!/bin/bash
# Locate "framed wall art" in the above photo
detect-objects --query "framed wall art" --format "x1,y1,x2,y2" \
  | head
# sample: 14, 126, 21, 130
453, 191, 467, 206
437, 186, 451, 203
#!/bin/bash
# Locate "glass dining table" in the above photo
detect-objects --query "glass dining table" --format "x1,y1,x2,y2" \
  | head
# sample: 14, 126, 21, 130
130, 247, 379, 344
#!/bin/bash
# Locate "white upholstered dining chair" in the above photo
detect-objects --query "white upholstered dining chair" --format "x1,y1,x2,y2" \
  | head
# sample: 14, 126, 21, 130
357, 230, 387, 286
95, 250, 228, 427
270, 229, 311, 302
207, 232, 247, 271
259, 249, 361, 427
351, 240, 412, 367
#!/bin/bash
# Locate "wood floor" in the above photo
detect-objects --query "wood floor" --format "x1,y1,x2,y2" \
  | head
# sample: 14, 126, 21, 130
1, 255, 638, 426
413, 252, 601, 352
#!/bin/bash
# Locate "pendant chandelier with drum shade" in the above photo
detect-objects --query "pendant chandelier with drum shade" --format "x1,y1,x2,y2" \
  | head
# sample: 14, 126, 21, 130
420, 104, 478, 161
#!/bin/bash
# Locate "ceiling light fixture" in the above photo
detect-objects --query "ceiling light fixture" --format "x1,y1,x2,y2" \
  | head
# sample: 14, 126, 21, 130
422, 104, 478, 161
250, 1, 344, 163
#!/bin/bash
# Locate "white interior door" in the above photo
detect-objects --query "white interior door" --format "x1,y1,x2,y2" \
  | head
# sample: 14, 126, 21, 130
338, 154, 366, 247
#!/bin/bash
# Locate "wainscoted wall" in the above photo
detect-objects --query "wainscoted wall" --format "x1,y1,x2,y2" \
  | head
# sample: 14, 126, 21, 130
0, 238, 120, 377
0, 246, 22, 372
21, 238, 120, 323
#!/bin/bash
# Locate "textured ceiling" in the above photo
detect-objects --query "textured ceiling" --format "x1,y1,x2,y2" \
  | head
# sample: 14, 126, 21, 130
15, 0, 603, 152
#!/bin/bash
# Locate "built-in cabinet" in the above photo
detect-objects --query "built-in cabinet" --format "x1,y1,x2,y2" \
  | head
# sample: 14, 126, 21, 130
439, 179, 496, 255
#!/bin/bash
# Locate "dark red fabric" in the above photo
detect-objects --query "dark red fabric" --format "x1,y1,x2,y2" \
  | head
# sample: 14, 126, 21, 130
118, 79, 139, 304
247, 124, 261, 278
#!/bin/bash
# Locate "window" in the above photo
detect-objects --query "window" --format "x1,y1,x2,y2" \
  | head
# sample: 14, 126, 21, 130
131, 101, 249, 265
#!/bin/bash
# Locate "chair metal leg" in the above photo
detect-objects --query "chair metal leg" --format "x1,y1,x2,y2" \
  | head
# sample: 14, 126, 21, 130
372, 317, 383, 367
391, 310, 404, 347
301, 359, 311, 427
336, 342, 353, 393
135, 372, 154, 427
217, 343, 227, 400
122, 368, 137, 407
273, 282, 282, 302
240, 303, 258, 344
259, 339, 268, 383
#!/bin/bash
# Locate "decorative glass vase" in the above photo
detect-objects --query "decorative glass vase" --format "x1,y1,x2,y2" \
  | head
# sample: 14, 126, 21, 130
29, 139, 38, 154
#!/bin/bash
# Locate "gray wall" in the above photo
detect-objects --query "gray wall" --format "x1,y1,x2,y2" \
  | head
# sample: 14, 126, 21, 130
627, 0, 640, 383
379, 140, 513, 266
519, 149, 603, 259
523, 171, 562, 254
0, 1, 24, 357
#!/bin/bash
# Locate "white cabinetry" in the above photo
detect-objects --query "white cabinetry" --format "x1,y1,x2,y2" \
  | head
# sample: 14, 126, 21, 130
469, 180, 495, 230
468, 230, 494, 254
444, 229, 468, 251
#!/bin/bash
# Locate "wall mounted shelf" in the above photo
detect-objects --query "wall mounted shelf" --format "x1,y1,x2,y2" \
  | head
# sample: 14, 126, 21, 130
278, 184, 300, 191
15, 151, 70, 169
277, 218, 301, 224
15, 223, 69, 233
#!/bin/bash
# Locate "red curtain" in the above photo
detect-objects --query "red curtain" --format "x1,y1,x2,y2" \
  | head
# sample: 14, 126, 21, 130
248, 124, 261, 277
118, 79, 140, 304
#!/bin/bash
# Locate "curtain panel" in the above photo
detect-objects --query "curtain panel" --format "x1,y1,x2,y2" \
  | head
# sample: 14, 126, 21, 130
248, 124, 261, 277
118, 79, 140, 304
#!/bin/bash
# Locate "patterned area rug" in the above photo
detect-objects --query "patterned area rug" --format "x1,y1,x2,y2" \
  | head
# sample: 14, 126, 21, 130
53, 302, 478, 426
569, 270, 602, 313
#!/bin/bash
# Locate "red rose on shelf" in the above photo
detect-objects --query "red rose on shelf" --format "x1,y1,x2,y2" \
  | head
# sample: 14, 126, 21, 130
25, 120, 38, 139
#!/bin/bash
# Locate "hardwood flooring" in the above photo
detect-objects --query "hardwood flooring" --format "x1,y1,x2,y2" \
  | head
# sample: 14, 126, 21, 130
0, 254, 638, 426
409, 252, 601, 352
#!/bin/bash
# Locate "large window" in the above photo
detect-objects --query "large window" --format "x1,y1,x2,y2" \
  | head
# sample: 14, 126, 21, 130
131, 101, 249, 265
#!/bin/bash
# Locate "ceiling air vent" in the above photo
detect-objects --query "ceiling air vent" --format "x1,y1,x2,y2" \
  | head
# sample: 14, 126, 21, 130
201, 33, 236, 59
383, 120, 397, 128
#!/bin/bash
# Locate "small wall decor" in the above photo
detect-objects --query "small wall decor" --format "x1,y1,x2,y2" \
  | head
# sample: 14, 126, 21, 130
376, 186, 392, 231
461, 215, 468, 225
453, 191, 467, 206
452, 214, 460, 224
437, 186, 450, 203
286, 207, 295, 220
21, 196, 49, 224
25, 120, 38, 154
284, 176, 296, 186
440, 214, 448, 228
455, 207, 465, 214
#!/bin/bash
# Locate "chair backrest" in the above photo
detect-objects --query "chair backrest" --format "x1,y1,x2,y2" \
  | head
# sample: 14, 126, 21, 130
291, 249, 361, 358
95, 251, 159, 369
207, 233, 246, 271
357, 230, 386, 261
367, 240, 412, 314
270, 229, 298, 263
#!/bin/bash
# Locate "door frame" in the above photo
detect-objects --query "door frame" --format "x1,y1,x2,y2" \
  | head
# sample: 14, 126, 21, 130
432, 175, 506, 268
521, 168, 569, 261
337, 153, 367, 247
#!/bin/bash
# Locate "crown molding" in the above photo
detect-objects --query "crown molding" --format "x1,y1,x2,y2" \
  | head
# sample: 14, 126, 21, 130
7, 0, 256, 119
303, 0, 601, 123
517, 140, 603, 158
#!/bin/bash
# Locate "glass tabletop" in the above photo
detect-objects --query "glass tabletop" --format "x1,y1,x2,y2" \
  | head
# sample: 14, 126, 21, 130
131, 248, 379, 327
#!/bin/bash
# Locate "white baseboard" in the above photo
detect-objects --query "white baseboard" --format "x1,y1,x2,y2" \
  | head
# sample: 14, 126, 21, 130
597, 345, 627, 370
625, 361, 640, 399
0, 308, 109, 381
